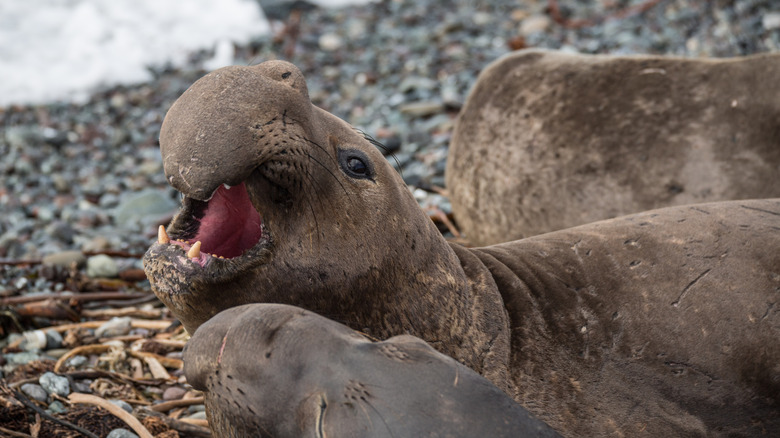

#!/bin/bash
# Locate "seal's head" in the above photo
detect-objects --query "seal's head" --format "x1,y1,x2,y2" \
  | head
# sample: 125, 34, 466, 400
143, 61, 455, 336
184, 303, 560, 437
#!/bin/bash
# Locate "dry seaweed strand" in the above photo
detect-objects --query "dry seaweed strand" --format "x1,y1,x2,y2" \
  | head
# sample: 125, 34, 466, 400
7, 388, 100, 438
68, 393, 154, 438
137, 408, 212, 437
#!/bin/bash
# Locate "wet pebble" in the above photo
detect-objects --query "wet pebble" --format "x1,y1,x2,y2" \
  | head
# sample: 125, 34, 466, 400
47, 399, 68, 414
86, 254, 119, 278
66, 355, 88, 368
95, 317, 133, 338
185, 410, 208, 420
21, 383, 49, 403
39, 371, 71, 397
162, 386, 187, 401
42, 250, 86, 269
107, 429, 140, 438
109, 399, 134, 413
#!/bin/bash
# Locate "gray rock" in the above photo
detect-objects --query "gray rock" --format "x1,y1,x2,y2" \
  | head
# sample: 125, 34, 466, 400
109, 399, 134, 413
42, 250, 86, 269
319, 33, 343, 51
86, 254, 119, 278
185, 410, 208, 420
520, 15, 551, 36
21, 330, 47, 351
187, 403, 206, 413
66, 355, 88, 368
39, 371, 71, 397
45, 329, 63, 350
47, 400, 67, 414
95, 317, 132, 338
764, 13, 780, 30
5, 351, 41, 366
21, 383, 49, 403
114, 189, 177, 227
399, 101, 444, 117
162, 386, 187, 401
107, 429, 139, 438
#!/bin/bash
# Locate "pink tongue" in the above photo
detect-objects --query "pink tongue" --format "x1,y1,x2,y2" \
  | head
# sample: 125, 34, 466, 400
194, 183, 262, 258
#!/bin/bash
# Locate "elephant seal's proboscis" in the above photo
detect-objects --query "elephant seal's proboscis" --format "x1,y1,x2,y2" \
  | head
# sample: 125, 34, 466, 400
144, 60, 780, 437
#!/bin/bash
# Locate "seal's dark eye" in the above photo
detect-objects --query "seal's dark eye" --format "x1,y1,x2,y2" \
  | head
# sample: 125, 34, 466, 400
338, 149, 375, 181
347, 157, 367, 174
281, 71, 291, 79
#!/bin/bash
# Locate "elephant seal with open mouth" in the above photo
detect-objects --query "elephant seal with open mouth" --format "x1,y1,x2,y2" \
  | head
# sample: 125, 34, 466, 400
184, 303, 561, 437
144, 60, 780, 437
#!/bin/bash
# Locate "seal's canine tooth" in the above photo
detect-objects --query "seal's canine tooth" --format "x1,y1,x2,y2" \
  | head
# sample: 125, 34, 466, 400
158, 225, 170, 245
187, 241, 201, 259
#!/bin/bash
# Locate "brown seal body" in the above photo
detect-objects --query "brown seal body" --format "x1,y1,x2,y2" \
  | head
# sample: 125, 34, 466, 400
447, 49, 780, 245
185, 303, 561, 438
144, 61, 780, 437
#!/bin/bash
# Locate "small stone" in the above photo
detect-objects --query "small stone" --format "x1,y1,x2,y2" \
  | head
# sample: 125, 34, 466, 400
5, 351, 41, 365
82, 236, 111, 253
519, 15, 551, 36
399, 101, 444, 117
187, 404, 206, 413
14, 277, 28, 290
39, 372, 70, 397
47, 399, 67, 414
66, 355, 88, 368
114, 189, 177, 227
86, 254, 119, 278
42, 250, 86, 269
764, 13, 780, 31
21, 383, 49, 403
319, 33, 343, 51
71, 380, 92, 393
95, 317, 132, 338
107, 429, 139, 438
21, 330, 47, 351
162, 386, 187, 401
185, 411, 208, 420
472, 11, 492, 27
109, 399, 134, 413
45, 330, 63, 350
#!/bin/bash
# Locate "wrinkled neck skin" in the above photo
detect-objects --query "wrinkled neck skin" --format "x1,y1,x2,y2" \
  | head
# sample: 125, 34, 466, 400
162, 186, 509, 380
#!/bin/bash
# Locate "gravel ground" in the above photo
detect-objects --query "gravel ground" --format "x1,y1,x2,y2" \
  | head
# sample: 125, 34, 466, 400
1, 0, 778, 293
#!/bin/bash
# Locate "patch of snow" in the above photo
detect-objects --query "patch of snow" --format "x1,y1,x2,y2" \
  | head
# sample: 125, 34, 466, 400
309, 0, 378, 6
0, 0, 270, 107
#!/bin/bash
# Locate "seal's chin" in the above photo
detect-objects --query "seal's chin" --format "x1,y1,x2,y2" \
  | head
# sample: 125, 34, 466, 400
145, 182, 271, 286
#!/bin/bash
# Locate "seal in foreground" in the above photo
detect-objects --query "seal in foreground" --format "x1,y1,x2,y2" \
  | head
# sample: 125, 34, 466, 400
185, 303, 561, 437
144, 60, 780, 437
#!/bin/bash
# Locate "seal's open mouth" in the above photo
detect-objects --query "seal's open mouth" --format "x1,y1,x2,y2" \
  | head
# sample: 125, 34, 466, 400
148, 181, 271, 283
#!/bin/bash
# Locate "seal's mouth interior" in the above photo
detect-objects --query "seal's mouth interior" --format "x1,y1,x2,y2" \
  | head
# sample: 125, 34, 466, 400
161, 182, 264, 266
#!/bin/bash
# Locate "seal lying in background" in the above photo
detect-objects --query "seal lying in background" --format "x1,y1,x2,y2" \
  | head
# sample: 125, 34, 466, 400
184, 303, 561, 438
143, 60, 780, 437
447, 49, 780, 245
